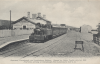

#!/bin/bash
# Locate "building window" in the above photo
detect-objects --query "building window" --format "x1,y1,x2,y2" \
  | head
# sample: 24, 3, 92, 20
23, 25, 26, 29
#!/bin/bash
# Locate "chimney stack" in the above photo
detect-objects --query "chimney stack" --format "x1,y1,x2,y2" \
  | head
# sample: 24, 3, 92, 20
38, 13, 41, 17
32, 14, 36, 19
27, 12, 30, 18
43, 15, 46, 19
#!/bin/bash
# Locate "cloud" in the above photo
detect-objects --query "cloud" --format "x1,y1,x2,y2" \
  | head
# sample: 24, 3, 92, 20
41, 2, 71, 24
40, 1, 100, 29
0, 0, 100, 29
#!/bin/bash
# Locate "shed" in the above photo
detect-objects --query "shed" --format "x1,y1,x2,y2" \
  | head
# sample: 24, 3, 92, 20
80, 25, 92, 33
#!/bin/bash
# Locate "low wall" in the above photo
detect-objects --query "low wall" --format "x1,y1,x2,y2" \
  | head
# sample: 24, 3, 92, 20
0, 30, 11, 37
0, 30, 33, 37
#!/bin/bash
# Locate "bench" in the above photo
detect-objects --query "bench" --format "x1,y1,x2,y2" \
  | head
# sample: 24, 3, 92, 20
74, 41, 84, 52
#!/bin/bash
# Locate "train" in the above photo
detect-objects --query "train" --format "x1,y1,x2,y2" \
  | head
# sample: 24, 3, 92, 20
29, 23, 67, 42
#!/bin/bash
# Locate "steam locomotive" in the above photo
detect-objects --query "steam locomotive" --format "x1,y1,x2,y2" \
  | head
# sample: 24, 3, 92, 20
29, 23, 67, 42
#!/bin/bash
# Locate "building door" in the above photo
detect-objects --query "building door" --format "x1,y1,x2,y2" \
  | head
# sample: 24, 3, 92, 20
23, 25, 26, 29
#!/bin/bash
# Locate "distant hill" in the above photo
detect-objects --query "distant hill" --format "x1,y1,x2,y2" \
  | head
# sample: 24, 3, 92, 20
0, 19, 14, 29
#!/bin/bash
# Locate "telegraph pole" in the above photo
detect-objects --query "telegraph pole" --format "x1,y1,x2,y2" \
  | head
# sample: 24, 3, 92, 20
10, 10, 11, 30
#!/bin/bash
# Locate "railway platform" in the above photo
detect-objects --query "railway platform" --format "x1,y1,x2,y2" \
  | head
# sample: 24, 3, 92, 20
0, 35, 29, 49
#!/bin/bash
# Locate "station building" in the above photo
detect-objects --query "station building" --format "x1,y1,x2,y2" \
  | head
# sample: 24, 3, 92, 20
12, 12, 51, 30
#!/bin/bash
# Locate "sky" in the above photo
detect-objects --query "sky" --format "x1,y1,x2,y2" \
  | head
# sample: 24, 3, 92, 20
0, 0, 100, 29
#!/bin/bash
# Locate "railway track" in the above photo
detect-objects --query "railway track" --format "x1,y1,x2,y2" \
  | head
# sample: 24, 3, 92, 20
23, 34, 69, 58
0, 40, 29, 54
2, 34, 67, 59
21, 34, 67, 58
0, 40, 39, 57
0, 43, 37, 56
2, 43, 39, 57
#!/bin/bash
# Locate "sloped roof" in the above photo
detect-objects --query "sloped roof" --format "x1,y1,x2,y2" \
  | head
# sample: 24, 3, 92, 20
36, 17, 51, 23
12, 16, 36, 24
12, 16, 51, 25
